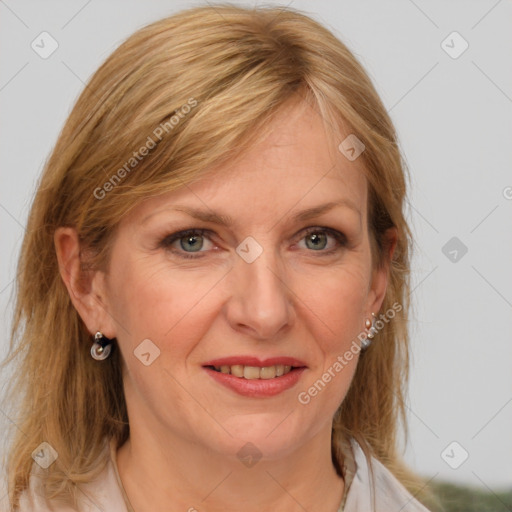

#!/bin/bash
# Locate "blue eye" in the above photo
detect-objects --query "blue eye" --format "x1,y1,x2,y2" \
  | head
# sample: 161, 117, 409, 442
299, 227, 347, 253
160, 229, 213, 259
176, 232, 204, 252
305, 231, 328, 251
159, 227, 347, 260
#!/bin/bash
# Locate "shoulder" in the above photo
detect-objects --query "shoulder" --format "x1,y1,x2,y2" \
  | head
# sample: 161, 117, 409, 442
344, 437, 432, 512
16, 439, 128, 512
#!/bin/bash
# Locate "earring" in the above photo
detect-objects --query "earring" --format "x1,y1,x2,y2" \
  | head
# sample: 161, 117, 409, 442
91, 332, 113, 360
361, 313, 376, 351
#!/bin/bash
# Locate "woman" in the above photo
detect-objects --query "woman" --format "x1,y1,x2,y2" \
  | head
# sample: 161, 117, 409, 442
2, 4, 439, 511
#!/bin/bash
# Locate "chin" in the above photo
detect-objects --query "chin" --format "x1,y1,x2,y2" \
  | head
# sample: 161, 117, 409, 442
207, 416, 310, 460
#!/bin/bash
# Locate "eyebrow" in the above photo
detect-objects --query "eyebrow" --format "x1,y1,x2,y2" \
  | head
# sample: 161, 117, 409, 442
141, 200, 361, 227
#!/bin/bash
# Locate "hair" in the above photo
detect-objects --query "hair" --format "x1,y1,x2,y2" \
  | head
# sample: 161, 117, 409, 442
1, 3, 441, 511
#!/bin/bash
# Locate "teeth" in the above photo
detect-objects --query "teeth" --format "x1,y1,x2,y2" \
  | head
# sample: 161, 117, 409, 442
244, 366, 261, 379
260, 366, 276, 379
211, 364, 295, 379
231, 365, 244, 378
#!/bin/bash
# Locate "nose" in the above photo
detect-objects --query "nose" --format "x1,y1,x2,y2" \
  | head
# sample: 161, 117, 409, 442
224, 244, 294, 340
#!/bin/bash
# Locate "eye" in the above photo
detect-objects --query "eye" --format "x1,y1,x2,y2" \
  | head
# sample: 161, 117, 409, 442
159, 226, 347, 260
296, 227, 347, 254
159, 229, 215, 259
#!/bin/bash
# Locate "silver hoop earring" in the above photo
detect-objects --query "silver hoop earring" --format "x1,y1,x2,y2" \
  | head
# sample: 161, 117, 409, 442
91, 332, 113, 360
361, 313, 376, 351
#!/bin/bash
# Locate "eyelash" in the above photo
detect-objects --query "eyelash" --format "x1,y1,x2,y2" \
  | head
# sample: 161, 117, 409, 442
158, 227, 347, 260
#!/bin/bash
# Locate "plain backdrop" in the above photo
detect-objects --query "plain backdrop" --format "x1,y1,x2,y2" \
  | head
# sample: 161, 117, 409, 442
1, 0, 511, 502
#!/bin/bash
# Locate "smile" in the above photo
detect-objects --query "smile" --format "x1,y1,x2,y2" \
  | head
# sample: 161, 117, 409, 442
206, 364, 296, 379
203, 365, 307, 398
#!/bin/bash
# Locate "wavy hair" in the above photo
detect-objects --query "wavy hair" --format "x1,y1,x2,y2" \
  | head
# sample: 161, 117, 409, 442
1, 4, 439, 510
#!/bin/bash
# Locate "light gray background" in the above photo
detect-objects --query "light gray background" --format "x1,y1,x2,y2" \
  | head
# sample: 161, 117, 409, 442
1, 0, 511, 503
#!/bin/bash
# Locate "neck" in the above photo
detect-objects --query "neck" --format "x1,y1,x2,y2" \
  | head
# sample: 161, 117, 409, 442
116, 420, 345, 512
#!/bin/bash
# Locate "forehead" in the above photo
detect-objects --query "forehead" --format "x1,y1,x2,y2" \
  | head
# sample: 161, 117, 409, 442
128, 99, 368, 226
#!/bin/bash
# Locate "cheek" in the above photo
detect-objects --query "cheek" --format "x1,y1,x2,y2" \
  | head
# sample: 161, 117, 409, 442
296, 259, 370, 346
106, 255, 223, 349
295, 263, 368, 413
292, 256, 371, 409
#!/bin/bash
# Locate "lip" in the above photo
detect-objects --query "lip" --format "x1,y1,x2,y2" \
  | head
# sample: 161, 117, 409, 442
201, 356, 308, 398
203, 366, 307, 398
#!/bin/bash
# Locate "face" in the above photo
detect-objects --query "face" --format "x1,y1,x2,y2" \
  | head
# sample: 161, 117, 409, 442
95, 99, 388, 459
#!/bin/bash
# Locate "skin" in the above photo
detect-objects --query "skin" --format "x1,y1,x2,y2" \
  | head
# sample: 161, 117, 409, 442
55, 98, 396, 512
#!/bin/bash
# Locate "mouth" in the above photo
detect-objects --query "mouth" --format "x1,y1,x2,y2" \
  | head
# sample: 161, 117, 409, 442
201, 357, 308, 397
204, 364, 304, 380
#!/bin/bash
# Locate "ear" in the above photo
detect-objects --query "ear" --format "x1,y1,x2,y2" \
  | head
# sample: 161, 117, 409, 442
54, 227, 117, 339
366, 227, 398, 315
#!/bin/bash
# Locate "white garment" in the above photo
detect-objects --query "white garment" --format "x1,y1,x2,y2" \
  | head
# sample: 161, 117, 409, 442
16, 436, 431, 512
343, 439, 431, 512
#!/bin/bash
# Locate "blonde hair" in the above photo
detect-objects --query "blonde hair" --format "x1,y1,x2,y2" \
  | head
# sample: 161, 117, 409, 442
1, 4, 439, 510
